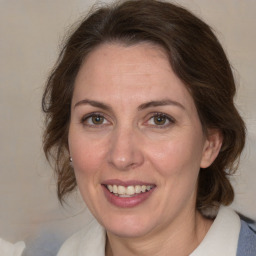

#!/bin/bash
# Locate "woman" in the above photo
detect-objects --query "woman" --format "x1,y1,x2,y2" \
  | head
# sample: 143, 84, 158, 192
42, 0, 256, 255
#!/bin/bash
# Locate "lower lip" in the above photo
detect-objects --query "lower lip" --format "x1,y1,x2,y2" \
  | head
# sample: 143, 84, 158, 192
102, 185, 155, 208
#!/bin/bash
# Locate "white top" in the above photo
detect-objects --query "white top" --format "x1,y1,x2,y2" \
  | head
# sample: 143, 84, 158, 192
57, 206, 241, 256
0, 239, 25, 256
190, 206, 240, 255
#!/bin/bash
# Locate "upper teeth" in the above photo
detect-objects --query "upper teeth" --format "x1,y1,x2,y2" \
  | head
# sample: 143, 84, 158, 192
107, 184, 153, 196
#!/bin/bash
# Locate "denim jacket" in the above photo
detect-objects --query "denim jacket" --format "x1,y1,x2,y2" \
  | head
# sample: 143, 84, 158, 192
237, 220, 256, 256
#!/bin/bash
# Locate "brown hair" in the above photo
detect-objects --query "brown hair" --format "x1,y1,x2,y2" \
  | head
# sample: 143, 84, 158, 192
42, 0, 246, 212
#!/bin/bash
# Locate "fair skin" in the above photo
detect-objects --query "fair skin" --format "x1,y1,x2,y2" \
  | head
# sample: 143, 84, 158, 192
68, 43, 222, 256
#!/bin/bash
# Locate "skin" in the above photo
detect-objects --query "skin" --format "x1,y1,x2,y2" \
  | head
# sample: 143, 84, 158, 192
68, 43, 222, 256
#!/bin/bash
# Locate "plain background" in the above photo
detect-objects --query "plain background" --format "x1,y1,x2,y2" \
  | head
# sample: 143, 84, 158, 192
0, 0, 255, 255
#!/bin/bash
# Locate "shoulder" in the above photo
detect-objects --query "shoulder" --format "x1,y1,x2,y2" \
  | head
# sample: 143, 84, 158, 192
57, 219, 106, 256
237, 220, 256, 256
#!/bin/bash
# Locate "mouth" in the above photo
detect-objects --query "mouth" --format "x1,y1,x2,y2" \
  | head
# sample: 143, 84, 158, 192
104, 184, 155, 197
102, 180, 156, 208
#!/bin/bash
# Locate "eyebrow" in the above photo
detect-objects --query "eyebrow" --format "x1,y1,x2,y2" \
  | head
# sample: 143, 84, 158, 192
74, 98, 185, 111
138, 99, 185, 110
74, 99, 113, 112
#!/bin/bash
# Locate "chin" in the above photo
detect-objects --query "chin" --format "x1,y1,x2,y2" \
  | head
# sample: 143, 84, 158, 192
102, 213, 156, 238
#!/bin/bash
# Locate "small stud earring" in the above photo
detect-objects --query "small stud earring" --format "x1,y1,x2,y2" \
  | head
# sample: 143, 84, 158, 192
69, 157, 73, 167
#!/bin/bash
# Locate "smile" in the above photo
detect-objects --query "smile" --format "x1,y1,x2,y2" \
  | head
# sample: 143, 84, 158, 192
106, 184, 154, 197
102, 180, 156, 208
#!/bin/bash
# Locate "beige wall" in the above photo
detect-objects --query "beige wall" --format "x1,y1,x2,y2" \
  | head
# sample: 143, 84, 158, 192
0, 0, 255, 255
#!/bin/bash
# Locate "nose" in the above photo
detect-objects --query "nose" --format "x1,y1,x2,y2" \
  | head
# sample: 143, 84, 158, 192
107, 126, 144, 171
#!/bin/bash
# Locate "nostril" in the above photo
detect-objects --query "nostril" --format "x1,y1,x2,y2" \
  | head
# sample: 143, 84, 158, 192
107, 132, 144, 170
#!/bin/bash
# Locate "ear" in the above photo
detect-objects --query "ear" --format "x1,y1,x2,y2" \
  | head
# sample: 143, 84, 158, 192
200, 129, 223, 168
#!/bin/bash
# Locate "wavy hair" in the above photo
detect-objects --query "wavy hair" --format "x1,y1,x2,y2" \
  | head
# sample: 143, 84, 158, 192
42, 0, 246, 213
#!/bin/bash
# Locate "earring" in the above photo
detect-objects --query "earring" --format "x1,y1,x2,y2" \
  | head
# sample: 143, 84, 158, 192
69, 157, 73, 167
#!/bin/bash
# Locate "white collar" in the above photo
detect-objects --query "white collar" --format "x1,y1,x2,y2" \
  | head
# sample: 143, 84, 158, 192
57, 219, 106, 256
57, 206, 241, 256
0, 238, 25, 256
190, 206, 241, 256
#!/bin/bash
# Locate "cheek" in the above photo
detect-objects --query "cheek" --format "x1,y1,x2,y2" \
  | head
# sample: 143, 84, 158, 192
68, 133, 108, 210
146, 132, 205, 178
68, 130, 107, 182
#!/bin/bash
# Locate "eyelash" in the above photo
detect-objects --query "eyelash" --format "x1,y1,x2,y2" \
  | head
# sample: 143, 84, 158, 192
80, 112, 110, 127
80, 112, 175, 128
146, 112, 175, 128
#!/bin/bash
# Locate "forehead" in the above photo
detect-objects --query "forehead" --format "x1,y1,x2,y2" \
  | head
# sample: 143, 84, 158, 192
77, 43, 170, 83
73, 42, 195, 110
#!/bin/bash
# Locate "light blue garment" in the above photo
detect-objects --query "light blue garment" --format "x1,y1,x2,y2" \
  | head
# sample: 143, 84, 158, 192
237, 220, 256, 256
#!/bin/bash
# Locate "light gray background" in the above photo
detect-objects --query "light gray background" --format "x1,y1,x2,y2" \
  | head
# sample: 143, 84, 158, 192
0, 0, 255, 255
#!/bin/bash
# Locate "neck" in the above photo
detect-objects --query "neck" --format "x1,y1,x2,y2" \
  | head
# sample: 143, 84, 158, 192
105, 209, 212, 256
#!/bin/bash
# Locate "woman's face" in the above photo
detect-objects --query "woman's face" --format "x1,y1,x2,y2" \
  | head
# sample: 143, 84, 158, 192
69, 43, 218, 238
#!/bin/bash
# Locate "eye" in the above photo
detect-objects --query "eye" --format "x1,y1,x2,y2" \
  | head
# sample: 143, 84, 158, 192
81, 113, 110, 127
147, 113, 174, 127
90, 115, 105, 125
